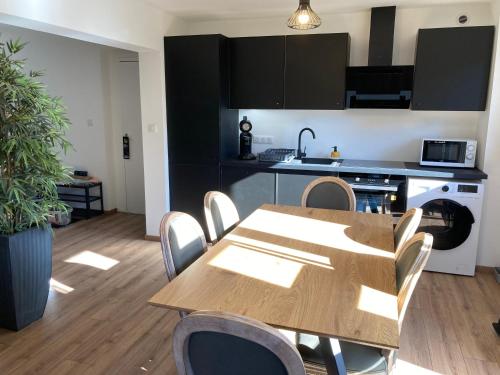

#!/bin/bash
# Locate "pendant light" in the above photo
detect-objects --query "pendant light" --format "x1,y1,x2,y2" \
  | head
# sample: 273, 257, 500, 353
287, 0, 321, 30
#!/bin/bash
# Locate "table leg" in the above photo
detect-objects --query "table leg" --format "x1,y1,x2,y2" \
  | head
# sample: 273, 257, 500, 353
99, 183, 104, 214
85, 186, 91, 219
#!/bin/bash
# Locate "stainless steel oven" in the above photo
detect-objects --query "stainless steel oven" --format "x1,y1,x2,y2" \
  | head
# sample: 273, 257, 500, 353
420, 138, 477, 168
341, 173, 406, 217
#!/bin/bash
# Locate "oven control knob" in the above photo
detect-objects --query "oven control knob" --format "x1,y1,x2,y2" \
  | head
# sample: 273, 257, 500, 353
442, 185, 450, 192
355, 177, 360, 182
466, 153, 474, 160
384, 179, 389, 184
467, 145, 475, 151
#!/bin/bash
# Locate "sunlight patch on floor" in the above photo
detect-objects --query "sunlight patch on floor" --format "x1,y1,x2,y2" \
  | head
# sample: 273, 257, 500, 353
65, 251, 119, 270
395, 360, 443, 374
50, 278, 74, 294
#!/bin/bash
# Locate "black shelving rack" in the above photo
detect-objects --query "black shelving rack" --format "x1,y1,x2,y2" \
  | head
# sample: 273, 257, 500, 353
56, 181, 104, 220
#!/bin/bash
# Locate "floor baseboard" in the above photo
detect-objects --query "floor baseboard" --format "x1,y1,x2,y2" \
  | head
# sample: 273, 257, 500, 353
144, 235, 160, 242
476, 265, 495, 273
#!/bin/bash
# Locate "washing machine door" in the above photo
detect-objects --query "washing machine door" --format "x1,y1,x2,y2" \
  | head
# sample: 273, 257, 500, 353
418, 199, 475, 250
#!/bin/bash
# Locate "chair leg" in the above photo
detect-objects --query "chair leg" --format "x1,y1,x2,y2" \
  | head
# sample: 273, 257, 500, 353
318, 337, 347, 375
383, 349, 397, 375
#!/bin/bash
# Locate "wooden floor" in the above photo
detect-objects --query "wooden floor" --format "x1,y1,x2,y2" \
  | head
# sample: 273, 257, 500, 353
0, 213, 498, 375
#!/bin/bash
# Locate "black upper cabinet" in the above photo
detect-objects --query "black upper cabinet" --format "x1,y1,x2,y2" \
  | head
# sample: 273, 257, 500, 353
412, 26, 494, 111
285, 33, 350, 109
230, 36, 285, 109
165, 35, 238, 164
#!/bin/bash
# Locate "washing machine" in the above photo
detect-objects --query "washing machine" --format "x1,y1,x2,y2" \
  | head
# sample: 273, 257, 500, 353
406, 178, 484, 276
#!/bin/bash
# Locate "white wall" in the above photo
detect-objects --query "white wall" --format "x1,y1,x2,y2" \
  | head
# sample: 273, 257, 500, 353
188, 3, 492, 161
241, 110, 480, 161
476, 1, 500, 266
0, 0, 188, 236
0, 24, 121, 210
0, 0, 175, 51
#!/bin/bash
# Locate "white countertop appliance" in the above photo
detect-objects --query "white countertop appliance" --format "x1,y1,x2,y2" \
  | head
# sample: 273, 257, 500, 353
420, 138, 477, 168
407, 177, 484, 276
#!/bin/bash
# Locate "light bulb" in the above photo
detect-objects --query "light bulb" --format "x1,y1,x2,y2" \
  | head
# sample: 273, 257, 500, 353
287, 0, 321, 30
298, 13, 310, 24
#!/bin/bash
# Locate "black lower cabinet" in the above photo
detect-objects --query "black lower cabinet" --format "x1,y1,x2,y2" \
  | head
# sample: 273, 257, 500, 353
221, 166, 276, 220
0, 227, 52, 331
170, 164, 220, 229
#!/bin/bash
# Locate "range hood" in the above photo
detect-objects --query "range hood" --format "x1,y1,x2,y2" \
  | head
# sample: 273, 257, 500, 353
346, 6, 414, 109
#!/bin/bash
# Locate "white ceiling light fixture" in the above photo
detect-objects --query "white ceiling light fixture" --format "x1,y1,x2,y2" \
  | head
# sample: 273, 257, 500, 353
287, 0, 322, 30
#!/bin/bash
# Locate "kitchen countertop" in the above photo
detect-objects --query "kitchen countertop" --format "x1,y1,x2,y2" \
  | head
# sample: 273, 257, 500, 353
221, 158, 488, 180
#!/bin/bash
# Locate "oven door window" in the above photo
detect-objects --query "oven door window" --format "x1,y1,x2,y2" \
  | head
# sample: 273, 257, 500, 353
423, 141, 466, 163
355, 191, 399, 215
418, 199, 474, 250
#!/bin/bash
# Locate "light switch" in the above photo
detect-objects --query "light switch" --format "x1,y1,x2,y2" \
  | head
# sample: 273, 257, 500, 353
148, 123, 158, 133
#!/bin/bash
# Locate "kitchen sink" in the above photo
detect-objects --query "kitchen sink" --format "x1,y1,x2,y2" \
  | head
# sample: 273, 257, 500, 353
300, 158, 342, 165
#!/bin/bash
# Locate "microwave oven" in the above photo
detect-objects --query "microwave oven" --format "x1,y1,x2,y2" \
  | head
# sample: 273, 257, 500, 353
420, 139, 477, 168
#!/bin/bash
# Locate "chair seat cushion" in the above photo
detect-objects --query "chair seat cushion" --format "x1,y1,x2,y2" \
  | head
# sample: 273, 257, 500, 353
297, 334, 387, 374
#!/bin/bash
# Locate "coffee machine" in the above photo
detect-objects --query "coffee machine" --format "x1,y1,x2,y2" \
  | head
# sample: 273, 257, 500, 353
239, 116, 256, 160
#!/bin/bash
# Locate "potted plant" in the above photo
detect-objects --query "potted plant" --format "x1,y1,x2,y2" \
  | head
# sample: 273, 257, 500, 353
0, 39, 71, 330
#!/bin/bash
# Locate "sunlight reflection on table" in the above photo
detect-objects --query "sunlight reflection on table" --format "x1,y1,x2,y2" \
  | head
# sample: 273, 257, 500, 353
209, 245, 303, 288
357, 285, 398, 321
239, 209, 393, 258
224, 233, 333, 269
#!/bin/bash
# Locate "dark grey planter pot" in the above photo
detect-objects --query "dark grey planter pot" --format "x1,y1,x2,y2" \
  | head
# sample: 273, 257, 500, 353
0, 226, 52, 331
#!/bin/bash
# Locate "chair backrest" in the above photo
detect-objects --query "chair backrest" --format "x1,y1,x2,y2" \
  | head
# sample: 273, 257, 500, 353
301, 177, 356, 211
204, 191, 240, 243
173, 311, 307, 375
159, 212, 208, 282
396, 232, 433, 331
394, 208, 423, 256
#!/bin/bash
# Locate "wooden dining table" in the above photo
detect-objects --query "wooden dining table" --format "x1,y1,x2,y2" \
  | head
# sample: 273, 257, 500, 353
149, 204, 399, 350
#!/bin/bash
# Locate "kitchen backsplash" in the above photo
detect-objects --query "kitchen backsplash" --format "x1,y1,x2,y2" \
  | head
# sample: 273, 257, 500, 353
240, 109, 481, 162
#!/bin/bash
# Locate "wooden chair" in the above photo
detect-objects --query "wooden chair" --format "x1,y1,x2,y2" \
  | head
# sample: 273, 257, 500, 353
159, 212, 208, 318
394, 208, 423, 256
173, 310, 344, 375
295, 233, 433, 375
301, 177, 356, 212
204, 191, 240, 243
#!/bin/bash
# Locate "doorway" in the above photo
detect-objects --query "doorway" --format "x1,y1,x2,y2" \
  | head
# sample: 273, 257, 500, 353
115, 57, 145, 214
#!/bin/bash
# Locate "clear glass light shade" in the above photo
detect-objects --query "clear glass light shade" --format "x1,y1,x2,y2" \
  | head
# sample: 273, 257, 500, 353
287, 0, 321, 30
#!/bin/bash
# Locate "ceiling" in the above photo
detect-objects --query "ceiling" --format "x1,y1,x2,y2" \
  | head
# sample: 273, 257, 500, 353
141, 0, 491, 21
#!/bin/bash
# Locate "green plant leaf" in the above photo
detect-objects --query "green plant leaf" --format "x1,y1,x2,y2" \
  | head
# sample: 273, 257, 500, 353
0, 38, 72, 235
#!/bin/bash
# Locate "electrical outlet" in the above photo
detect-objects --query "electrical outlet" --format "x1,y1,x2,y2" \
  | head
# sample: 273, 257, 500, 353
264, 136, 274, 145
86, 119, 94, 127
254, 135, 274, 144
253, 135, 263, 144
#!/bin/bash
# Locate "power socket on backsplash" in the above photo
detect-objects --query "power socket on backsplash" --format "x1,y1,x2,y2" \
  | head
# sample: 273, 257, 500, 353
253, 135, 274, 145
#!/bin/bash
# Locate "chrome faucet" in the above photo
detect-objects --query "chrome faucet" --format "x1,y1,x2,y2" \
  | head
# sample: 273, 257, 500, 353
297, 127, 316, 159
